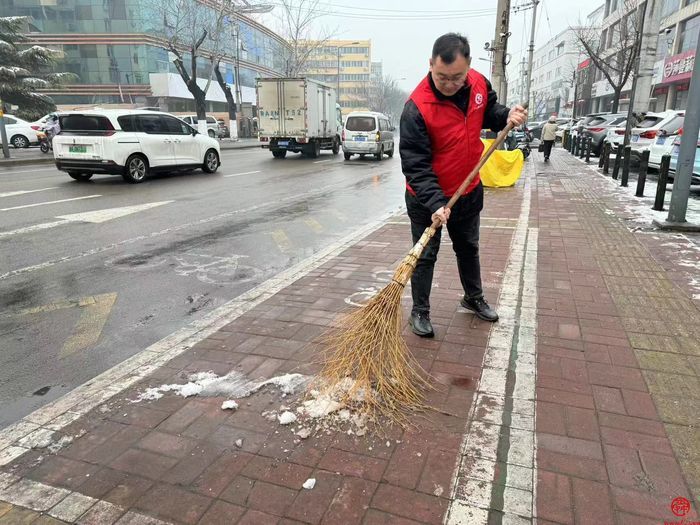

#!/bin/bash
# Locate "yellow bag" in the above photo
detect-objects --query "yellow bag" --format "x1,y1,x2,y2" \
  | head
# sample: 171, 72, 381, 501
478, 138, 524, 187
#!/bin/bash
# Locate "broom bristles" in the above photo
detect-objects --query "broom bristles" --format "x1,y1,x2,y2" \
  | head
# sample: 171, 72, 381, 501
315, 242, 437, 425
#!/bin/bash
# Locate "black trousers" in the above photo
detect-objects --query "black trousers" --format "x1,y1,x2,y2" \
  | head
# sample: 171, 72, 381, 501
405, 185, 484, 315
543, 140, 554, 158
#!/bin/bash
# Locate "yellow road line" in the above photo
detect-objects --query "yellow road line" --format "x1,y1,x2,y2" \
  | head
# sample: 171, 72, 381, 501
60, 293, 117, 357
304, 218, 324, 233
271, 229, 292, 253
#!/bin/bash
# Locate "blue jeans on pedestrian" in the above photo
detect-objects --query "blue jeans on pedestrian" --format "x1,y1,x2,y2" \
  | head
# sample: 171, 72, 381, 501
405, 184, 484, 315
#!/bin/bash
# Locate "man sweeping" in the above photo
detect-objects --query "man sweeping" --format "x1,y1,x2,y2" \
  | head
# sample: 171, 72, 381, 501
400, 33, 528, 337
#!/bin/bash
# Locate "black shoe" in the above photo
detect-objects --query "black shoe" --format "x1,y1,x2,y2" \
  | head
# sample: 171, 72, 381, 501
460, 297, 499, 322
409, 312, 434, 337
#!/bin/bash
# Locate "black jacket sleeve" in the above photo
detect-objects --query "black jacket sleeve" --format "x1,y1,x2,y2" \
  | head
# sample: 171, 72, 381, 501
399, 100, 448, 213
483, 79, 510, 132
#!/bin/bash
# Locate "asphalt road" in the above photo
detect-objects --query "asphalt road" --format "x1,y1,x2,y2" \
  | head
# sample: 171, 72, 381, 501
0, 147, 406, 429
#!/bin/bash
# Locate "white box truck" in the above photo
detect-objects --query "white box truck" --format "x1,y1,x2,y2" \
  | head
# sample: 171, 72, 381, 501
256, 77, 342, 159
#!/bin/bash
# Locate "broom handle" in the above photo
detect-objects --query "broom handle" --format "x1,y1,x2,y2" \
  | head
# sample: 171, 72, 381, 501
431, 101, 529, 229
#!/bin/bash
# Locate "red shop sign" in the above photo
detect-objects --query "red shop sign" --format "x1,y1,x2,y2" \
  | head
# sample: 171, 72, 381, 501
663, 50, 695, 83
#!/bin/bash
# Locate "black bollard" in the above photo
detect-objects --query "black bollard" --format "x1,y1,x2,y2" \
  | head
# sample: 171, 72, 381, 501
571, 135, 577, 155
636, 149, 650, 197
585, 137, 592, 163
653, 154, 670, 211
603, 143, 611, 174
562, 130, 567, 150
612, 145, 623, 179
579, 135, 587, 159
621, 145, 631, 187
598, 142, 610, 168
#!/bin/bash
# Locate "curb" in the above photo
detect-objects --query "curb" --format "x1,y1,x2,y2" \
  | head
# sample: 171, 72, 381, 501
652, 218, 700, 232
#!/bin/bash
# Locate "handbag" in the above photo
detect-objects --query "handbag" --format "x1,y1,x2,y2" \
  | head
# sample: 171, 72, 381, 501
538, 143, 544, 153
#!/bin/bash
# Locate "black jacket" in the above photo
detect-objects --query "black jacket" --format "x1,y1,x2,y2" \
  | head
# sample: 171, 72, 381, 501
400, 73, 510, 213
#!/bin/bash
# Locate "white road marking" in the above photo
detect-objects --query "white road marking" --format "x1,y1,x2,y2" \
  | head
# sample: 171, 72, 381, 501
0, 195, 101, 212
0, 207, 403, 465
223, 170, 261, 178
0, 187, 59, 199
56, 201, 173, 223
445, 166, 538, 524
0, 201, 173, 238
313, 159, 332, 164
0, 167, 59, 175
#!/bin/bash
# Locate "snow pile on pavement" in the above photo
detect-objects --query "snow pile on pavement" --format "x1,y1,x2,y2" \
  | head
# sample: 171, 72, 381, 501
132, 371, 309, 404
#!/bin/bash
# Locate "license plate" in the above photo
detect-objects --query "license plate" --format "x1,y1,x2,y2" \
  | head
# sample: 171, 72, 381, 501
656, 137, 666, 145
354, 136, 366, 141
277, 141, 288, 147
69, 145, 87, 153
632, 135, 639, 142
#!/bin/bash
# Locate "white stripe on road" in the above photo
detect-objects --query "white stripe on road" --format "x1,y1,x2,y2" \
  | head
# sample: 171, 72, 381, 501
0, 187, 59, 199
0, 201, 173, 239
0, 167, 58, 175
313, 160, 332, 164
445, 167, 538, 524
223, 170, 261, 178
0, 220, 71, 239
0, 195, 101, 212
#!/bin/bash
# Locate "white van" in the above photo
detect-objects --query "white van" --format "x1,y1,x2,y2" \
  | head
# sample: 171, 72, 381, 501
342, 112, 395, 161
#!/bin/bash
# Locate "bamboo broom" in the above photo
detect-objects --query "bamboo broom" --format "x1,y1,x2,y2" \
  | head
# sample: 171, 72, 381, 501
315, 106, 528, 424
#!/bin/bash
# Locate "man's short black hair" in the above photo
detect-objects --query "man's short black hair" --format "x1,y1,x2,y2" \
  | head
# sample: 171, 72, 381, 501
432, 33, 470, 63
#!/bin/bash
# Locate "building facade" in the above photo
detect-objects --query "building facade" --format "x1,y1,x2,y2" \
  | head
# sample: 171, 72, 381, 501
506, 28, 582, 120
1, 0, 289, 113
305, 40, 372, 115
649, 0, 699, 111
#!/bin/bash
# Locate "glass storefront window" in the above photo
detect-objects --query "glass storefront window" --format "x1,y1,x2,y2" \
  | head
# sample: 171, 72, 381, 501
679, 14, 700, 52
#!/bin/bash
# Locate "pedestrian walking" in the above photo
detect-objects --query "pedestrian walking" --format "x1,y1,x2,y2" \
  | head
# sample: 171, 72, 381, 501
541, 115, 558, 161
400, 32, 527, 337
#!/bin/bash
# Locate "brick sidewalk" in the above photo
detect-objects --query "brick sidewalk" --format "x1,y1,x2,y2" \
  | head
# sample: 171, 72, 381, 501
0, 147, 698, 524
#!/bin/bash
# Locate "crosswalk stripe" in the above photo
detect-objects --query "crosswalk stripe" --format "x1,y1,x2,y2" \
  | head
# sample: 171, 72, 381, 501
0, 195, 101, 212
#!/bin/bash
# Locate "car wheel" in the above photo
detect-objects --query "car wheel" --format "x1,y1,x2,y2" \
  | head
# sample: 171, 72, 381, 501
344, 152, 351, 160
68, 171, 93, 182
272, 149, 287, 159
332, 137, 340, 155
202, 149, 220, 173
387, 144, 394, 158
11, 135, 29, 149
208, 129, 216, 138
308, 141, 320, 158
375, 146, 383, 161
122, 154, 149, 183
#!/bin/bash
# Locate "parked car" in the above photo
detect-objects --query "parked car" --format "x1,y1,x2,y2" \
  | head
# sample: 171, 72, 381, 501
648, 127, 683, 169
2, 115, 40, 148
179, 115, 222, 139
668, 129, 700, 185
527, 121, 545, 140
342, 111, 395, 161
630, 110, 684, 157
581, 113, 627, 155
53, 110, 221, 183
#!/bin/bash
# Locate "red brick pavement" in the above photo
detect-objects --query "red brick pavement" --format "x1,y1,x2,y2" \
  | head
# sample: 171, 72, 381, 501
1, 148, 699, 524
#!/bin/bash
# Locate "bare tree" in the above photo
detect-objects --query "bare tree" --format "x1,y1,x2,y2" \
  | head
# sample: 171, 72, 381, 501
148, 0, 225, 133
366, 74, 408, 125
273, 0, 334, 76
574, 0, 642, 113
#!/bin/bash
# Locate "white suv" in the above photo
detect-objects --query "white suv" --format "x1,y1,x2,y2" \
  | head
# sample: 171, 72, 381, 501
53, 110, 221, 183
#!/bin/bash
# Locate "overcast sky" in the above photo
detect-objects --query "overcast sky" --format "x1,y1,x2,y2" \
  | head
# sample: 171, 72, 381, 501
263, 0, 603, 94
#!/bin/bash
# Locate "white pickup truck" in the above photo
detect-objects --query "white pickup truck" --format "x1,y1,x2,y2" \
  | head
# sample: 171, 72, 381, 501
256, 77, 342, 159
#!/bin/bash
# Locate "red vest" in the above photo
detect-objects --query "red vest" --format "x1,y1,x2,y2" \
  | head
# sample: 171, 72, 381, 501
407, 69, 488, 198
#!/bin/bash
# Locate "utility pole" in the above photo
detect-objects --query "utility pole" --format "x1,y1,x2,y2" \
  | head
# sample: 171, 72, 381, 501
524, 0, 539, 109
666, 34, 700, 224
622, 0, 648, 148
490, 0, 511, 102
0, 99, 9, 159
